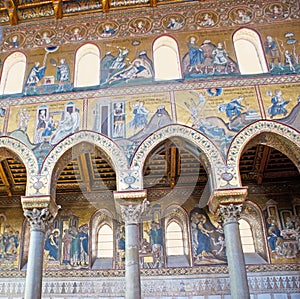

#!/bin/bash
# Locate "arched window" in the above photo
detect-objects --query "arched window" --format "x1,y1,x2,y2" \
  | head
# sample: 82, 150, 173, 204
0, 52, 26, 95
166, 221, 184, 255
233, 28, 268, 74
97, 224, 113, 258
239, 219, 255, 253
74, 43, 100, 88
153, 36, 182, 80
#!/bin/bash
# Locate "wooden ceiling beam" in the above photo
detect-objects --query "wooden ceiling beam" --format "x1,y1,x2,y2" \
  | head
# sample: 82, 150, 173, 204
78, 154, 92, 192
0, 162, 12, 196
257, 145, 271, 185
101, 0, 110, 13
150, 0, 157, 7
4, 0, 18, 25
52, 0, 63, 19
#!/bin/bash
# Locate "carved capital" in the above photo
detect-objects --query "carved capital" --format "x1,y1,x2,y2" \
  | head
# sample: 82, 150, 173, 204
24, 208, 55, 232
218, 203, 243, 225
120, 198, 149, 224
21, 195, 60, 231
208, 187, 248, 214
114, 189, 148, 223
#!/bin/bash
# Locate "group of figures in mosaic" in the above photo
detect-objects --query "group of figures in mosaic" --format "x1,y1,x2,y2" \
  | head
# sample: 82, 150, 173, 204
1, 201, 299, 270
0, 30, 299, 99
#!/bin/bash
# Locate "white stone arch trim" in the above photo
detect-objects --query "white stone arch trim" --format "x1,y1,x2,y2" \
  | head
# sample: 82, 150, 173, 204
40, 131, 128, 195
227, 121, 300, 186
131, 125, 225, 189
0, 136, 38, 196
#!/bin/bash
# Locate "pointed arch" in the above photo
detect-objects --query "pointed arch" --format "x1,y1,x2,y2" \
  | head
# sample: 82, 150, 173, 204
239, 218, 255, 253
164, 205, 190, 267
0, 137, 38, 196
97, 224, 114, 258
0, 52, 26, 95
131, 125, 225, 191
90, 209, 114, 269
153, 36, 182, 80
240, 201, 269, 263
74, 43, 100, 88
233, 28, 268, 74
40, 131, 128, 195
227, 121, 300, 186
166, 220, 184, 255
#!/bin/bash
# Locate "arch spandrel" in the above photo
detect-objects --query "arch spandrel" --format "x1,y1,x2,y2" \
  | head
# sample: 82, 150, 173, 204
0, 136, 39, 196
40, 131, 128, 195
227, 121, 300, 186
130, 125, 227, 190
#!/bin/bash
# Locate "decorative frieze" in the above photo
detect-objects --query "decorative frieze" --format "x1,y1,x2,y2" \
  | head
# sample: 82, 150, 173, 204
0, 271, 299, 298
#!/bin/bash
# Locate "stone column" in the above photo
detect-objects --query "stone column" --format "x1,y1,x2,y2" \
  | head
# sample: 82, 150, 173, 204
22, 196, 59, 299
114, 190, 149, 299
209, 188, 250, 299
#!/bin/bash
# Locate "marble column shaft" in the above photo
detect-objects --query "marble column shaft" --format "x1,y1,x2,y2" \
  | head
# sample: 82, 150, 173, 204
219, 204, 250, 299
23, 207, 55, 299
118, 196, 149, 299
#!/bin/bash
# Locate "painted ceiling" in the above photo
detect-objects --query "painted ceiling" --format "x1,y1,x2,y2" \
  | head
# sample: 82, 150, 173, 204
0, 0, 201, 26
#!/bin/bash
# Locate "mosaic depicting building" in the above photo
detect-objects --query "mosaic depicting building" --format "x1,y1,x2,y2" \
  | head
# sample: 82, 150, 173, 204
0, 0, 299, 298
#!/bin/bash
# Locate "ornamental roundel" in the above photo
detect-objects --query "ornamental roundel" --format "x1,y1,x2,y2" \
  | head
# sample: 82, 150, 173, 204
33, 29, 57, 47
263, 2, 289, 21
195, 11, 218, 28
162, 14, 185, 31
96, 22, 119, 38
3, 32, 25, 50
128, 18, 151, 35
65, 25, 87, 42
229, 7, 254, 25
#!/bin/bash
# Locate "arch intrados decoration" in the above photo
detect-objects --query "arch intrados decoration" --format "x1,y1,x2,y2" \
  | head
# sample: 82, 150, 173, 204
0, 136, 38, 177
142, 137, 209, 175
227, 121, 300, 173
40, 131, 128, 194
243, 132, 300, 171
131, 125, 225, 188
